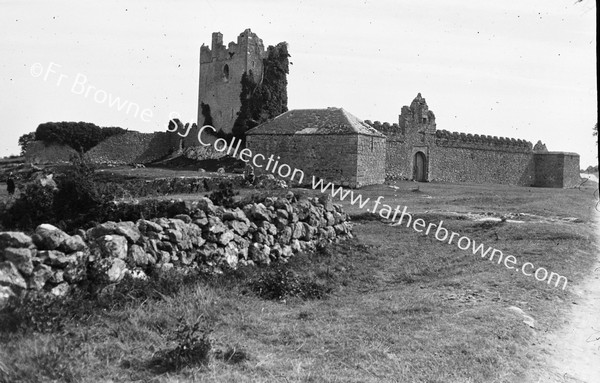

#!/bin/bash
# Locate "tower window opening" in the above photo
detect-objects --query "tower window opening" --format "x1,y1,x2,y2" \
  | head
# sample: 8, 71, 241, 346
223, 64, 230, 81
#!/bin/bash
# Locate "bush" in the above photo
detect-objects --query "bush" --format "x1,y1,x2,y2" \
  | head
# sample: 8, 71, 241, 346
98, 268, 201, 309
2, 182, 56, 229
145, 316, 212, 373
53, 155, 110, 223
0, 290, 96, 334
249, 264, 331, 301
208, 181, 238, 208
1, 155, 115, 231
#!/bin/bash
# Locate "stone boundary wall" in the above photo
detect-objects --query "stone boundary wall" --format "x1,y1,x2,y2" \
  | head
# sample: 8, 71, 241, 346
431, 146, 536, 185
0, 195, 352, 306
435, 130, 533, 153
383, 140, 410, 180
111, 175, 246, 198
106, 174, 287, 199
86, 131, 181, 165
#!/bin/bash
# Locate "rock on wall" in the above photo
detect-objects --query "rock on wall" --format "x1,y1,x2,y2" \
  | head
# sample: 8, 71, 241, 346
247, 135, 360, 187
0, 195, 353, 306
534, 152, 581, 188
25, 141, 79, 164
86, 131, 180, 165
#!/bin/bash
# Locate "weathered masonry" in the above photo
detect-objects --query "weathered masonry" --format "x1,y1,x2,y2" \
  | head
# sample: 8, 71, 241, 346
247, 108, 386, 188
197, 29, 266, 134
367, 93, 580, 188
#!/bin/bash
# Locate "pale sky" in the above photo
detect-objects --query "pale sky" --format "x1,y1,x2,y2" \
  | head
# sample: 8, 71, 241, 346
1, 0, 597, 167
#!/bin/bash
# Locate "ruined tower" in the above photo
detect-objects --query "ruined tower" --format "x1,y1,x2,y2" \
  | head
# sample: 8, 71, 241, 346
197, 29, 266, 134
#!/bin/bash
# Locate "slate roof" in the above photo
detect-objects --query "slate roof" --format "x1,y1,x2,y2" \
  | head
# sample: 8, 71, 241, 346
246, 108, 385, 138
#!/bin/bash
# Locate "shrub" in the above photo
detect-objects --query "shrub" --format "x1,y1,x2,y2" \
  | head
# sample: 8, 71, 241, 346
2, 181, 56, 229
1, 155, 119, 231
53, 155, 110, 224
0, 290, 95, 334
208, 181, 238, 208
0, 337, 80, 383
98, 268, 201, 309
145, 316, 212, 373
249, 264, 331, 301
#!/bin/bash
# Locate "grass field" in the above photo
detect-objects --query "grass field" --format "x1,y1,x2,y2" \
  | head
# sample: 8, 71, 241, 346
0, 177, 598, 382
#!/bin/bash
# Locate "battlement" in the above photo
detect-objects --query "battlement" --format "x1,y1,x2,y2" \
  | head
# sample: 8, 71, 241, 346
435, 129, 533, 152
200, 28, 265, 64
364, 120, 402, 136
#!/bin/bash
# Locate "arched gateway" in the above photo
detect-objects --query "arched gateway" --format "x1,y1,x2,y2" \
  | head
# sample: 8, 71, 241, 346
413, 151, 427, 182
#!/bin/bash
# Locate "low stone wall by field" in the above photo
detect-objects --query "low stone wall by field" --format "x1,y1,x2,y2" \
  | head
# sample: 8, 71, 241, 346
104, 174, 286, 199
111, 175, 246, 197
0, 194, 352, 306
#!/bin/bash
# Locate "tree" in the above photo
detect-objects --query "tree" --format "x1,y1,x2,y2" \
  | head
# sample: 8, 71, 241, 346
34, 122, 126, 152
18, 132, 36, 156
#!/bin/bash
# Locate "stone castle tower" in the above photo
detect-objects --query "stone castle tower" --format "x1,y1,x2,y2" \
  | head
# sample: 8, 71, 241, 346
197, 29, 266, 134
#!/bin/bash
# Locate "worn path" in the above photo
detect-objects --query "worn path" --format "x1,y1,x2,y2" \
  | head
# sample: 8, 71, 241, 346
532, 197, 600, 383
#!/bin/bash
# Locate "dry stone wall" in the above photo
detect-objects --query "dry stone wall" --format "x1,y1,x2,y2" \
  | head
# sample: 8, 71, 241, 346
24, 141, 79, 164
109, 175, 246, 197
0, 195, 352, 307
86, 131, 181, 165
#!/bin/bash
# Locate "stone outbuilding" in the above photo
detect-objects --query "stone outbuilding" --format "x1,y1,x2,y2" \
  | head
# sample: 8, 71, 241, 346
246, 108, 386, 188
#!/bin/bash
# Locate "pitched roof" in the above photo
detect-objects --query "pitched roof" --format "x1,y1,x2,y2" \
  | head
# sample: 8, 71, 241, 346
246, 108, 385, 137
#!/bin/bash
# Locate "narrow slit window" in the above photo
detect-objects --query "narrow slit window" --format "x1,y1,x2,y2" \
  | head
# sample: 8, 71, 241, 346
223, 64, 230, 81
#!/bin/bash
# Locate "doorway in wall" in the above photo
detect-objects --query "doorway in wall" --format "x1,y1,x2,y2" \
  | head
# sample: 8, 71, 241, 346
413, 151, 428, 182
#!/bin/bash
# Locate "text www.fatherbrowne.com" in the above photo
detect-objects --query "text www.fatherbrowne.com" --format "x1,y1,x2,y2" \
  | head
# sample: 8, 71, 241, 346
311, 177, 569, 290
193, 124, 569, 290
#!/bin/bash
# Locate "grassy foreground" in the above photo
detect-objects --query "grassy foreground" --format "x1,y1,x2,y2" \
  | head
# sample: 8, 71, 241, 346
0, 179, 598, 382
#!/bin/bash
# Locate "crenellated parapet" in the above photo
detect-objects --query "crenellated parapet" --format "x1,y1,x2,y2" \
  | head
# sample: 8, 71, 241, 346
200, 29, 265, 64
364, 120, 403, 136
435, 129, 533, 152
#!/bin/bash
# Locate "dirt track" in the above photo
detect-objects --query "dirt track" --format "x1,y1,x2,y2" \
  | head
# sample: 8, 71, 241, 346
534, 193, 600, 383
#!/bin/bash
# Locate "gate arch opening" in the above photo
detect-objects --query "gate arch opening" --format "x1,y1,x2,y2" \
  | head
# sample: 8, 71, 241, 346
413, 151, 428, 182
